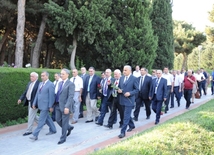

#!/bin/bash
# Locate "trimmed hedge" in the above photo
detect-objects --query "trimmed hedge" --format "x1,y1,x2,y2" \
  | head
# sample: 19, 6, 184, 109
0, 67, 102, 123
0, 67, 60, 123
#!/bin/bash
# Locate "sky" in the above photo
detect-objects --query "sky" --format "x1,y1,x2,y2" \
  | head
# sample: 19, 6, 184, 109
172, 0, 214, 32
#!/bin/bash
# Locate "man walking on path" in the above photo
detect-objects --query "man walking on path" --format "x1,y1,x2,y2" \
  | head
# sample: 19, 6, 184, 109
17, 72, 40, 136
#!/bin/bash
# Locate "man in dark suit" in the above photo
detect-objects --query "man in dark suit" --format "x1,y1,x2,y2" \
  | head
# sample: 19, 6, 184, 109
17, 72, 40, 136
96, 69, 113, 126
104, 69, 124, 129
29, 71, 56, 141
149, 70, 167, 125
79, 67, 89, 118
117, 65, 139, 138
55, 69, 75, 145
133, 67, 152, 121
83, 67, 101, 123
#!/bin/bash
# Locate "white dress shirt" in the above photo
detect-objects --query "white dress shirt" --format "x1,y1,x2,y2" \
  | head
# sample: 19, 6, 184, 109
70, 75, 83, 91
162, 73, 173, 86
133, 71, 141, 77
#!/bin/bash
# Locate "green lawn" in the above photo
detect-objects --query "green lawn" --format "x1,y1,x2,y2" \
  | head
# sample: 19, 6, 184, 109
91, 100, 214, 155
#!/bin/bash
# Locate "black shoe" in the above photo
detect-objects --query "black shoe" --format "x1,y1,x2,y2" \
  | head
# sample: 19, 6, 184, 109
85, 120, 93, 123
58, 140, 66, 145
146, 116, 150, 119
104, 124, 113, 129
132, 117, 138, 121
67, 126, 74, 136
78, 114, 83, 118
165, 111, 167, 114
170, 106, 174, 108
96, 122, 103, 126
118, 133, 125, 138
119, 124, 122, 128
127, 127, 135, 132
178, 103, 180, 107
155, 121, 159, 125
95, 116, 99, 122
23, 132, 32, 136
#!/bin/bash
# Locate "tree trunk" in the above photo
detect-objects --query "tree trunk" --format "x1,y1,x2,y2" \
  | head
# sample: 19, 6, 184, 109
0, 44, 6, 65
31, 15, 47, 68
15, 0, 26, 68
182, 52, 188, 70
45, 43, 51, 68
0, 28, 11, 53
69, 35, 77, 69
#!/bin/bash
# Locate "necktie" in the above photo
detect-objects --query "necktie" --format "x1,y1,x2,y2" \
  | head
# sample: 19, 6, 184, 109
56, 81, 64, 102
73, 77, 76, 83
87, 76, 92, 92
55, 80, 58, 86
155, 78, 159, 94
103, 79, 108, 96
124, 77, 128, 83
39, 82, 45, 92
26, 82, 33, 100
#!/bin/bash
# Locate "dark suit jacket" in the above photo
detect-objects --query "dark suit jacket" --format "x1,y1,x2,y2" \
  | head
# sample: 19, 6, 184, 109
101, 77, 114, 102
58, 80, 75, 113
118, 75, 139, 107
80, 73, 89, 83
138, 75, 152, 99
83, 74, 101, 101
149, 77, 167, 101
19, 80, 40, 107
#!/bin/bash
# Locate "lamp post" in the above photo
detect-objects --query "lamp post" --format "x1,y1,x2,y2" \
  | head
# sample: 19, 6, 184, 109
198, 45, 202, 69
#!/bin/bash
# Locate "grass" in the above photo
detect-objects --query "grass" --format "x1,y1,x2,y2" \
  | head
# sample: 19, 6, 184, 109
91, 100, 214, 155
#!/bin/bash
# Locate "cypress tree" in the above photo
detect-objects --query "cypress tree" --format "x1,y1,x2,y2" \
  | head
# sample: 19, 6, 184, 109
151, 0, 174, 69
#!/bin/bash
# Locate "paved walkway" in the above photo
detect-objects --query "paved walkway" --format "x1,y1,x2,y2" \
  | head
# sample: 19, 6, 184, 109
0, 89, 213, 155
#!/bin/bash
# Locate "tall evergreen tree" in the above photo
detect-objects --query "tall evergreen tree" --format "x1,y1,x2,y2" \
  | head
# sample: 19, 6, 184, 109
95, 0, 157, 70
151, 0, 174, 69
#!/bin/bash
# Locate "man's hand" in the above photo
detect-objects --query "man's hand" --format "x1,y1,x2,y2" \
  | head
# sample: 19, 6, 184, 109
124, 92, 130, 97
171, 89, 173, 93
118, 89, 122, 93
107, 80, 111, 85
79, 96, 82, 102
17, 99, 21, 104
64, 108, 69, 114
97, 97, 101, 100
49, 108, 53, 112
149, 97, 152, 100
164, 98, 167, 101
32, 105, 36, 109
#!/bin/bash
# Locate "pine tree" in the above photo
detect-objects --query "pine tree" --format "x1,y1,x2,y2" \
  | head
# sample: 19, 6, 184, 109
151, 0, 174, 69
95, 0, 158, 70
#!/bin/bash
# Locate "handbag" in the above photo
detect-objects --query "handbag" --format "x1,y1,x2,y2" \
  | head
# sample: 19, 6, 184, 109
195, 91, 200, 99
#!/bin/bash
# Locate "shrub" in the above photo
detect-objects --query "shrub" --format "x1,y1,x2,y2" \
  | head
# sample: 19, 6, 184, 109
0, 67, 60, 123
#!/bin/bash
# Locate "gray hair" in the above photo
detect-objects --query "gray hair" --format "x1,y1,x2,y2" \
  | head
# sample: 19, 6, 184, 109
105, 68, 112, 73
124, 65, 132, 71
62, 68, 70, 75
81, 67, 86, 70
42, 71, 49, 77
30, 72, 38, 78
114, 69, 121, 74
55, 73, 60, 76
89, 66, 95, 71
156, 70, 162, 74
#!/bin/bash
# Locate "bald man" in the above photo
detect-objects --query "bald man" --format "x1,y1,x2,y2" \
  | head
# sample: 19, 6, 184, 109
117, 65, 139, 138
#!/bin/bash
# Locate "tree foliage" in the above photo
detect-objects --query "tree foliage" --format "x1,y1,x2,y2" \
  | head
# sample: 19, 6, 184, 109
151, 0, 174, 69
95, 0, 157, 70
173, 20, 206, 70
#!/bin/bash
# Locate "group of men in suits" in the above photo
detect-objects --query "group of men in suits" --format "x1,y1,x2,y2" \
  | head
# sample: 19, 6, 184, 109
19, 65, 196, 142
18, 69, 75, 144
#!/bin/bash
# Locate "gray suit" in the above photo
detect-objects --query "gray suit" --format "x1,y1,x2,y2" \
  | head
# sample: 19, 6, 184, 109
55, 79, 75, 142
32, 80, 56, 138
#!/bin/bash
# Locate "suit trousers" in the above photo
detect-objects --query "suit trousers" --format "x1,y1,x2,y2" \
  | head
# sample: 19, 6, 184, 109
171, 86, 181, 107
55, 105, 73, 141
164, 86, 172, 112
97, 96, 111, 124
85, 93, 100, 121
152, 95, 163, 123
72, 92, 80, 122
33, 110, 56, 137
26, 102, 39, 133
134, 97, 151, 118
108, 97, 123, 126
184, 89, 192, 108
201, 80, 207, 95
79, 95, 84, 116
121, 105, 135, 134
